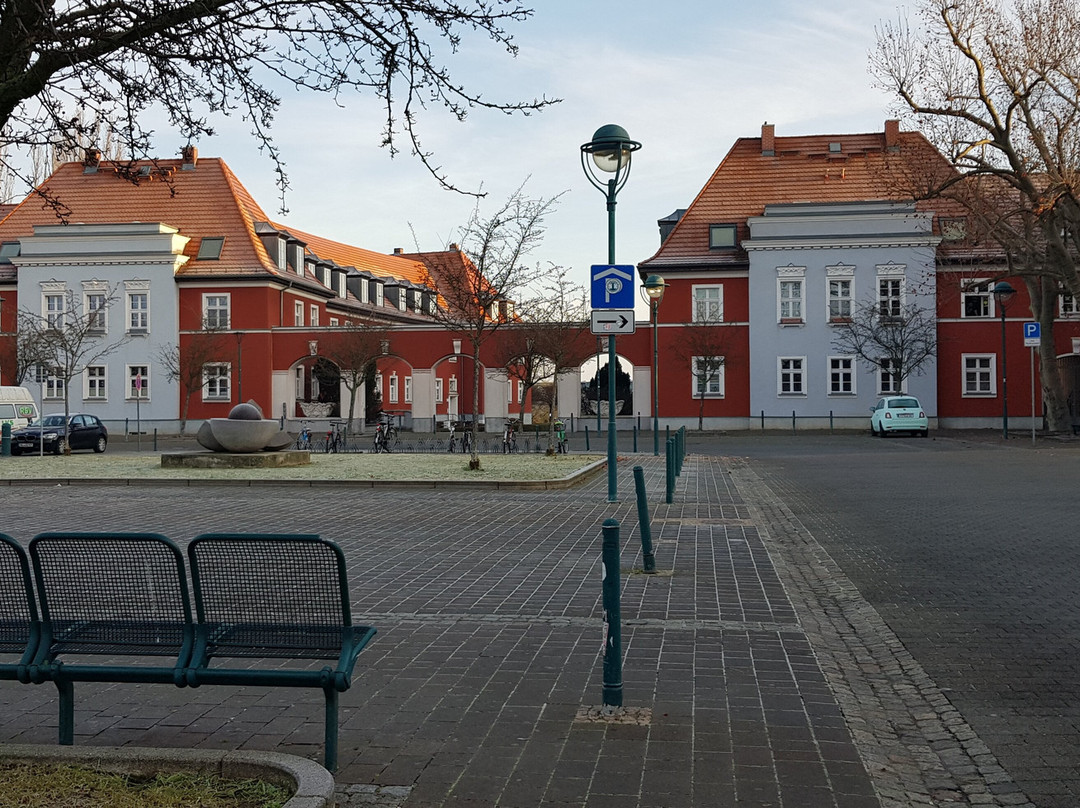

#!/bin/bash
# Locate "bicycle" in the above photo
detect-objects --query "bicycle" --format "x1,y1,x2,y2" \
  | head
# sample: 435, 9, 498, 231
502, 419, 518, 453
295, 421, 313, 450
372, 413, 399, 453
322, 420, 347, 453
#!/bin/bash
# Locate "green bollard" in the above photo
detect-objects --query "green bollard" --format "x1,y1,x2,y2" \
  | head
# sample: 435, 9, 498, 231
633, 466, 656, 573
601, 518, 623, 707
665, 439, 675, 504
633, 424, 638, 453
1, 422, 10, 457
585, 425, 590, 451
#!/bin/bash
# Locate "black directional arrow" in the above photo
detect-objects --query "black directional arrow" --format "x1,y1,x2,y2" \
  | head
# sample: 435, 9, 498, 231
597, 314, 629, 328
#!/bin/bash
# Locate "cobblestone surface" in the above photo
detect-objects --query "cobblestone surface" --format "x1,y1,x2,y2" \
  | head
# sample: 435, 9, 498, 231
0, 435, 1052, 806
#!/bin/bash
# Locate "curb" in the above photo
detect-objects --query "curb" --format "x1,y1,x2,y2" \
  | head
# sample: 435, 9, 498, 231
0, 458, 608, 490
0, 743, 335, 808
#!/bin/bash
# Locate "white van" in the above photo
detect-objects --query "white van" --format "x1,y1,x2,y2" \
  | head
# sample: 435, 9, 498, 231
0, 386, 40, 430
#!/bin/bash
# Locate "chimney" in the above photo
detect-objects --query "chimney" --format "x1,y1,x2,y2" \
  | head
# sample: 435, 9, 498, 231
761, 123, 775, 156
449, 242, 460, 251
393, 247, 403, 255
181, 145, 198, 170
884, 119, 900, 151
83, 148, 101, 174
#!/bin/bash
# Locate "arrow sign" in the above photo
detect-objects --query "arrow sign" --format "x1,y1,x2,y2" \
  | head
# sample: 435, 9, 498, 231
591, 265, 636, 309
591, 309, 636, 335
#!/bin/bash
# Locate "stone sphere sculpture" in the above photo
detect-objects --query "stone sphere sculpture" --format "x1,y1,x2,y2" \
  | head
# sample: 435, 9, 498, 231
196, 400, 293, 453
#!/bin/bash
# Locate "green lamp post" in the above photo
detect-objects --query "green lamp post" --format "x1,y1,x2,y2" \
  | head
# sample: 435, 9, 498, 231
993, 281, 1016, 439
581, 124, 641, 502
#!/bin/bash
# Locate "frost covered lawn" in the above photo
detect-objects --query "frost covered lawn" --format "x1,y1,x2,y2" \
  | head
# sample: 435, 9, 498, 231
0, 451, 603, 483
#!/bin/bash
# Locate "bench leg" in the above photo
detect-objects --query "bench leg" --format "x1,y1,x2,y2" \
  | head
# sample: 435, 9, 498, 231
55, 679, 74, 745
323, 686, 338, 772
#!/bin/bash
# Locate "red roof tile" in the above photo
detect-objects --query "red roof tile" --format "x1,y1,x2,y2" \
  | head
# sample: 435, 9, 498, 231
640, 125, 967, 271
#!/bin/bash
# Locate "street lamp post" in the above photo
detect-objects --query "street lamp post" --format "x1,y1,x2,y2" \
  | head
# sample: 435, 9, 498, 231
641, 274, 667, 456
993, 281, 1016, 439
581, 124, 641, 502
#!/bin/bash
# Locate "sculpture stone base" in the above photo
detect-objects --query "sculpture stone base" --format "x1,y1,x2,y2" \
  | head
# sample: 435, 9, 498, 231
161, 450, 311, 469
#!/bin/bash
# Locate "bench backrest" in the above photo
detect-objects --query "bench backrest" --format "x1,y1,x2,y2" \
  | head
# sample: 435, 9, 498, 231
0, 533, 38, 669
188, 533, 353, 660
28, 532, 194, 662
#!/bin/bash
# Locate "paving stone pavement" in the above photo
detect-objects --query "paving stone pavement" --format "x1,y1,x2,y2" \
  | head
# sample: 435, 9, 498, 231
0, 444, 1038, 807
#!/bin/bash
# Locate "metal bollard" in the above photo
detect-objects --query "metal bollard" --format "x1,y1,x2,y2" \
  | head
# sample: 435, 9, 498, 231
665, 439, 675, 504
153, 428, 158, 452
1, 422, 9, 457
585, 425, 590, 451
601, 518, 623, 707
633, 424, 638, 453
633, 466, 656, 573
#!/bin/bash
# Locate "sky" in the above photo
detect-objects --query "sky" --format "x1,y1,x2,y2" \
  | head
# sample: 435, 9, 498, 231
172, 0, 909, 317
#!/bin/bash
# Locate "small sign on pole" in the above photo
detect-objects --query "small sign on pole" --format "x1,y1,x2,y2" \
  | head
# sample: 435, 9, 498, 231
1023, 321, 1041, 347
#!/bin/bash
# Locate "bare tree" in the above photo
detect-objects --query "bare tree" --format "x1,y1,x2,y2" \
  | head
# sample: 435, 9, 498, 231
418, 186, 561, 468
321, 321, 390, 433
19, 287, 132, 452
872, 0, 1080, 430
156, 326, 229, 433
0, 2, 556, 209
674, 324, 732, 431
517, 270, 591, 453
830, 299, 938, 394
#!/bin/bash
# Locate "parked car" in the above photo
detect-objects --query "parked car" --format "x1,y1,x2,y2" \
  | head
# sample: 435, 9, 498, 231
870, 396, 929, 437
10, 414, 108, 455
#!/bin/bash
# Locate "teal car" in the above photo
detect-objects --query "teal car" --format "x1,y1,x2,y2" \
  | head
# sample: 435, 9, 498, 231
871, 396, 929, 437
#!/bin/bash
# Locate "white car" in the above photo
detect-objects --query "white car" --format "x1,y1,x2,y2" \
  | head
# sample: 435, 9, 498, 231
870, 396, 929, 437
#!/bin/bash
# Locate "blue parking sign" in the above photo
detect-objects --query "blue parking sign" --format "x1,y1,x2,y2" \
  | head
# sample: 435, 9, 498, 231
591, 265, 635, 309
1023, 321, 1040, 346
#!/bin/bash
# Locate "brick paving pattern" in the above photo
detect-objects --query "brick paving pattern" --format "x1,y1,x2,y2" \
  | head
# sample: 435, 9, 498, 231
0, 437, 1048, 806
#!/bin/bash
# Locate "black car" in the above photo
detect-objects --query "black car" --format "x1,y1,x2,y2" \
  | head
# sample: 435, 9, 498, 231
11, 414, 108, 455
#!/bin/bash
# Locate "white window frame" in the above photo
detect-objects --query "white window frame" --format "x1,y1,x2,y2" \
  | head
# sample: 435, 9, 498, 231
777, 356, 805, 396
435, 377, 444, 403
309, 304, 319, 327
777, 268, 805, 324
44, 374, 64, 400
374, 282, 384, 307
692, 356, 725, 397
203, 293, 230, 329
878, 358, 903, 394
404, 376, 413, 404
876, 266, 906, 319
44, 292, 65, 329
693, 285, 724, 323
127, 291, 148, 332
294, 301, 304, 327
203, 363, 232, 402
85, 366, 107, 400
388, 373, 398, 404
827, 356, 856, 396
962, 354, 996, 397
127, 365, 150, 401
295, 366, 304, 398
826, 266, 855, 322
1061, 293, 1079, 318
517, 379, 524, 404
85, 292, 107, 333
961, 280, 993, 318
329, 317, 339, 327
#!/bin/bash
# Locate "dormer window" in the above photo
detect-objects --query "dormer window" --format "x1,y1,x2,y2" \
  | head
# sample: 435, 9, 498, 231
373, 280, 384, 307
196, 237, 225, 260
0, 241, 21, 263
709, 224, 737, 249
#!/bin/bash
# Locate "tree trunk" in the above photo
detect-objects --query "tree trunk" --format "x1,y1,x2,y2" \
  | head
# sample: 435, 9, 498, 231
1030, 279, 1070, 431
180, 391, 191, 434
470, 344, 481, 469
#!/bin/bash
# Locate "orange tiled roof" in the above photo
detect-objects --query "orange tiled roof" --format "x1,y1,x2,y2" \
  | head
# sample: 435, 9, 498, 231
640, 124, 967, 271
0, 156, 428, 294
272, 224, 430, 286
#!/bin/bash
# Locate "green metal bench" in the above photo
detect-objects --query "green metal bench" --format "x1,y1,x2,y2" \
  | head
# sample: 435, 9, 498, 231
185, 533, 377, 771
0, 533, 39, 684
20, 531, 375, 771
